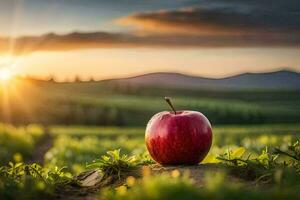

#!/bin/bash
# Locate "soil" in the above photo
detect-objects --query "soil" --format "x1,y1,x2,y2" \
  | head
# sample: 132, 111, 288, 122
27, 127, 53, 164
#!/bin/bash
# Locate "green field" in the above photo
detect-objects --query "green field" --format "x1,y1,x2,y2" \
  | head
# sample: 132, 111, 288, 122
1, 78, 300, 125
1, 79, 300, 199
1, 123, 300, 199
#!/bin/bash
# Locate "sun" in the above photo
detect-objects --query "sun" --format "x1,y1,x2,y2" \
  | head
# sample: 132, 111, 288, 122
0, 68, 13, 82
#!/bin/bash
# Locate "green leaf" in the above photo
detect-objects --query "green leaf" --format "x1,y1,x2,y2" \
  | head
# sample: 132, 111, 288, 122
202, 154, 220, 164
231, 147, 246, 158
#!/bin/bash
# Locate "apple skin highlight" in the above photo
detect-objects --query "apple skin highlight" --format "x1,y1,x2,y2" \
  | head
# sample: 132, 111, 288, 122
145, 110, 213, 165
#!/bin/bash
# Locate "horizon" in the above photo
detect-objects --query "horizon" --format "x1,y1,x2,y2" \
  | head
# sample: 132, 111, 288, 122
0, 0, 299, 80
18, 67, 300, 83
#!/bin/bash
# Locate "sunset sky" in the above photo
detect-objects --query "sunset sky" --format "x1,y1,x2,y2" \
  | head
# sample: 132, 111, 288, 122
0, 0, 299, 80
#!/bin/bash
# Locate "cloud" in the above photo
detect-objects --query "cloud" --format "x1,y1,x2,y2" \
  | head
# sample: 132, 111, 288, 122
0, 32, 137, 55
1, 3, 300, 55
118, 6, 300, 36
0, 29, 300, 55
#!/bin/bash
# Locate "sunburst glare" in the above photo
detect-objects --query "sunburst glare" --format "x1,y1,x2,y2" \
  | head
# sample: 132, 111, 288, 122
0, 68, 13, 82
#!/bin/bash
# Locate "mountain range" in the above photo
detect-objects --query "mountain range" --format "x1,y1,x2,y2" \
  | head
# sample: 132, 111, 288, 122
112, 69, 300, 90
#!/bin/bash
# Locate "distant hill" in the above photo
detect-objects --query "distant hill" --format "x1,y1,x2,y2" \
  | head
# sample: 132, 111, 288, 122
112, 70, 300, 90
7, 69, 300, 125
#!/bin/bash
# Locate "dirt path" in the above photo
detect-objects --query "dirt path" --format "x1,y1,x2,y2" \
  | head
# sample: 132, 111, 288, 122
27, 127, 53, 165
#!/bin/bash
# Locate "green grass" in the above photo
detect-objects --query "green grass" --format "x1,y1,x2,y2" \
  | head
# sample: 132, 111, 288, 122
100, 140, 300, 200
0, 124, 45, 165
86, 149, 143, 178
1, 123, 300, 200
44, 124, 300, 174
0, 162, 73, 200
101, 170, 300, 200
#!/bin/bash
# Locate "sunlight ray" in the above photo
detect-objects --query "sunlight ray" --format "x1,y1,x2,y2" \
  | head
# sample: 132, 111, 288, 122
11, 80, 34, 121
0, 78, 39, 123
8, 0, 24, 56
0, 84, 11, 122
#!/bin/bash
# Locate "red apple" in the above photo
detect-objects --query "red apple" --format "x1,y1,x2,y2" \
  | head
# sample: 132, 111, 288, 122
145, 97, 212, 165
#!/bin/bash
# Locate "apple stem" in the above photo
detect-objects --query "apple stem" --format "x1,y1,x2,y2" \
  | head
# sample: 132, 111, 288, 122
164, 97, 177, 115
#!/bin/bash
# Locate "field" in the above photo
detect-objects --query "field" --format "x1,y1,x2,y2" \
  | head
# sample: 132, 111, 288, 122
1, 78, 300, 126
1, 79, 300, 199
1, 123, 300, 199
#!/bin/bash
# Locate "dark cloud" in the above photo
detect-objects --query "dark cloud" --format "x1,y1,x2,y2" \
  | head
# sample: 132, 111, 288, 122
0, 30, 299, 55
213, 0, 300, 11
115, 4, 300, 49
183, 0, 300, 13
119, 6, 300, 35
